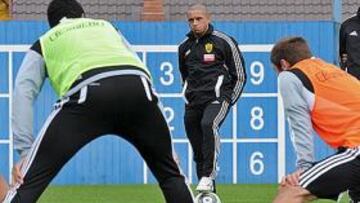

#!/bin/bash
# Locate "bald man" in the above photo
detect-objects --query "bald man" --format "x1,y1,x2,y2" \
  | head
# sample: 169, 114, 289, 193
178, 4, 246, 193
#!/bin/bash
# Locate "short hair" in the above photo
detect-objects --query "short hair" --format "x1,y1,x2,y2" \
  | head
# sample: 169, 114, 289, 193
270, 36, 312, 68
47, 0, 85, 28
187, 4, 211, 17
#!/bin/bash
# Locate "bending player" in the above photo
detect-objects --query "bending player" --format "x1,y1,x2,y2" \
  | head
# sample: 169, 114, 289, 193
271, 37, 360, 202
3, 0, 194, 202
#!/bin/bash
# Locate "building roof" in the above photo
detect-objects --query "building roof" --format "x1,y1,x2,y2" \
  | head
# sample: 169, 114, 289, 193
342, 0, 359, 21
11, 0, 358, 22
164, 0, 333, 21
12, 0, 143, 21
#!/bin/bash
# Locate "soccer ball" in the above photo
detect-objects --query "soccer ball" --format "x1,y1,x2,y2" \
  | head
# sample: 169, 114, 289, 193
195, 192, 221, 203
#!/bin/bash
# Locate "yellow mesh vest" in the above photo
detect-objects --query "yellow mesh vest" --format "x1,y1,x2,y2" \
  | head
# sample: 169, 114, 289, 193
40, 18, 150, 97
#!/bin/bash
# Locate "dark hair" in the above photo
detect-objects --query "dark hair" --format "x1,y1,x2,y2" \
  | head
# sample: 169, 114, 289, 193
47, 0, 85, 28
270, 36, 312, 68
357, 6, 360, 18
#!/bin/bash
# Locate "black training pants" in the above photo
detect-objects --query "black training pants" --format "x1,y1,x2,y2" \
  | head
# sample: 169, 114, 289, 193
347, 66, 360, 80
5, 75, 193, 203
184, 101, 230, 180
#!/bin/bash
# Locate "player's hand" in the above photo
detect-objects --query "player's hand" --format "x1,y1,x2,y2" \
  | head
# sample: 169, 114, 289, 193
0, 175, 9, 201
11, 158, 26, 186
283, 170, 302, 186
280, 176, 287, 187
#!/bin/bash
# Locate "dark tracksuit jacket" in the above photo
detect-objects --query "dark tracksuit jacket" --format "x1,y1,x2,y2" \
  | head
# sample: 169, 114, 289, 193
178, 24, 246, 106
178, 24, 246, 182
340, 14, 360, 79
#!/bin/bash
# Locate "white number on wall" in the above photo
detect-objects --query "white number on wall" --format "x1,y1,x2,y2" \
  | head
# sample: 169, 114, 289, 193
250, 61, 264, 85
163, 106, 175, 132
160, 62, 174, 86
250, 151, 264, 175
250, 106, 264, 131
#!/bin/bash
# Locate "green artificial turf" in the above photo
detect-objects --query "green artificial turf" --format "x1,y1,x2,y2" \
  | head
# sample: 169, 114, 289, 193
38, 184, 349, 203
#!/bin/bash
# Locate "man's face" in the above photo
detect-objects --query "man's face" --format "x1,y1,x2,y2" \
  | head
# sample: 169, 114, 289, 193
187, 10, 210, 37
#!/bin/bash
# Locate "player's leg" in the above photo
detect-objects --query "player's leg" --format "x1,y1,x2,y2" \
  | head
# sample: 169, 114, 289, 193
184, 106, 204, 179
126, 121, 194, 203
274, 147, 360, 202
349, 186, 360, 203
197, 100, 230, 192
0, 175, 8, 202
113, 76, 194, 203
4, 87, 112, 203
299, 147, 360, 201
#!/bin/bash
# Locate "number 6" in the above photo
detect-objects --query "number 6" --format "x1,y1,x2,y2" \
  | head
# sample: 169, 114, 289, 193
250, 151, 264, 175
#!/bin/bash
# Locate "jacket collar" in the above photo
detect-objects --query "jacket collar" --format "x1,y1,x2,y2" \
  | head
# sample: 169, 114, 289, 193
186, 24, 214, 40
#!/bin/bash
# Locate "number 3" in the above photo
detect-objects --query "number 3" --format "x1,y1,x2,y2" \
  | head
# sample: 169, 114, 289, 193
160, 62, 174, 86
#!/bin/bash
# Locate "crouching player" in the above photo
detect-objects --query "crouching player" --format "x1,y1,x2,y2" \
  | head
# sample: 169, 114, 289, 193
271, 37, 360, 203
3, 0, 194, 202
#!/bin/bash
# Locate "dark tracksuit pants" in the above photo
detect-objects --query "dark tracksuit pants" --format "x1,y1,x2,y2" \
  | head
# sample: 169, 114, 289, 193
184, 100, 230, 190
5, 74, 194, 203
298, 147, 360, 201
347, 66, 360, 80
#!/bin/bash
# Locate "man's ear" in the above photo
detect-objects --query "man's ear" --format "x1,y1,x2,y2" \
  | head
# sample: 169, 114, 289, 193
280, 59, 291, 71
270, 63, 281, 73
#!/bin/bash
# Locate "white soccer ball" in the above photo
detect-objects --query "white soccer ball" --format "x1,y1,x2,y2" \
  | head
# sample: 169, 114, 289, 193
195, 192, 222, 203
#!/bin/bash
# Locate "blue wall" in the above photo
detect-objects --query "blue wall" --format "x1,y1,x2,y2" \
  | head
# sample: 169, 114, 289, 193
0, 21, 338, 184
